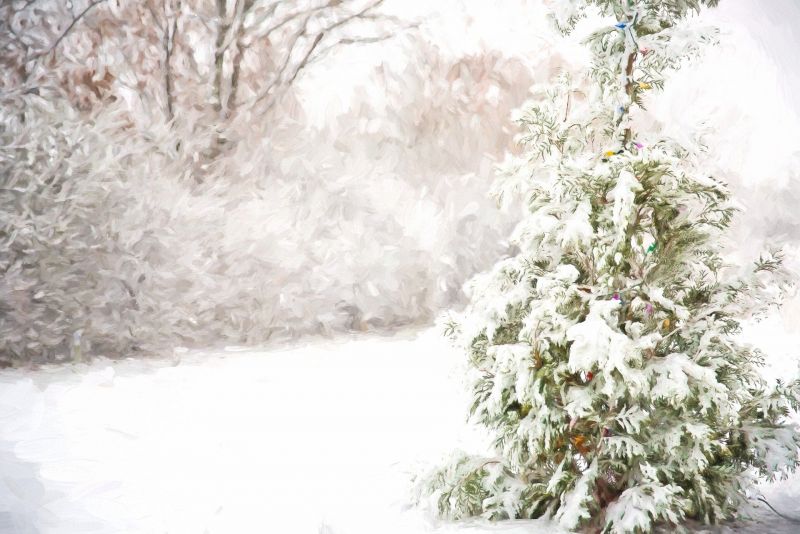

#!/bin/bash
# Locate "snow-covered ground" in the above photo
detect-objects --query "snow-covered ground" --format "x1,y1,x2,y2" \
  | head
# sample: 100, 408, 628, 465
1, 320, 798, 533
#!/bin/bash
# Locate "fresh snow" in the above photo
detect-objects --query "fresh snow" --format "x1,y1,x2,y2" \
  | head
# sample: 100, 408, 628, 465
1, 321, 798, 533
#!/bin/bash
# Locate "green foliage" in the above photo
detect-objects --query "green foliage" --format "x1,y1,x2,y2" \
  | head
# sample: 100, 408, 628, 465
552, 0, 721, 35
419, 1, 800, 532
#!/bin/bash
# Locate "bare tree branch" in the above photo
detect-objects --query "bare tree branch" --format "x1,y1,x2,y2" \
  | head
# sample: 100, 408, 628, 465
284, 29, 324, 88
305, 31, 404, 68
164, 0, 181, 122
322, 0, 386, 36
212, 0, 230, 115
218, 0, 247, 56
228, 39, 246, 114
145, 0, 165, 31
32, 0, 109, 60
246, 1, 308, 40
227, 0, 255, 114
250, 12, 311, 107
296, 0, 389, 71
250, 0, 387, 111
302, 8, 419, 71
143, 0, 180, 122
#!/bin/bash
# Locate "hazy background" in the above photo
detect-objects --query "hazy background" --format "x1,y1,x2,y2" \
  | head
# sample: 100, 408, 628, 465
1, 0, 799, 364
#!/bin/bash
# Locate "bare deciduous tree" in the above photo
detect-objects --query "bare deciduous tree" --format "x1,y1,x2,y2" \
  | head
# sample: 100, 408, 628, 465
3, 1, 410, 126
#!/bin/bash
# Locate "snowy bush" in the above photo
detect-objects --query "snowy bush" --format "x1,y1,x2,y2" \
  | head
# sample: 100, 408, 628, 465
0, 0, 547, 363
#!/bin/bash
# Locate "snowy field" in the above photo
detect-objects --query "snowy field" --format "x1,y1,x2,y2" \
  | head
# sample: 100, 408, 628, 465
1, 320, 798, 534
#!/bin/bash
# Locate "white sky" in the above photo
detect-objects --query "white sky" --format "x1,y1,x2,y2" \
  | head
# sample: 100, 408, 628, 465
301, 0, 800, 138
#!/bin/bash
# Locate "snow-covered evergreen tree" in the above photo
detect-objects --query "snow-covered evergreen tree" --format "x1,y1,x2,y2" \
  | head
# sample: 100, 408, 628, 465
416, 1, 800, 531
